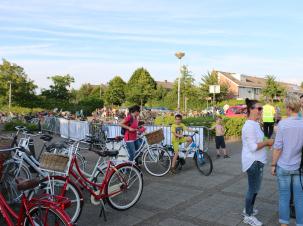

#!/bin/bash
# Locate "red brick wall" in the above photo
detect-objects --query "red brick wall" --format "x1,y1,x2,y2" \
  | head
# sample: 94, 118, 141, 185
218, 74, 239, 98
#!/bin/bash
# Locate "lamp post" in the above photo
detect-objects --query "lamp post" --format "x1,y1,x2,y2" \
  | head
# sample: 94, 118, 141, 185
175, 51, 185, 113
8, 81, 12, 112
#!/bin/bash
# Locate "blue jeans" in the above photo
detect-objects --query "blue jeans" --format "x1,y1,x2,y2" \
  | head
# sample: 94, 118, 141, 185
277, 166, 303, 226
245, 161, 264, 216
125, 139, 141, 161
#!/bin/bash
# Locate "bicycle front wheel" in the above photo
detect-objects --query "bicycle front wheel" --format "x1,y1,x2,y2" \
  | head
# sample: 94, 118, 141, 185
143, 146, 171, 177
194, 150, 213, 176
1, 160, 31, 204
24, 205, 72, 226
106, 164, 143, 210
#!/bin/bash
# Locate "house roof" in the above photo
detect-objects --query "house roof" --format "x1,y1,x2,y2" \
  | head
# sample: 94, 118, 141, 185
156, 80, 174, 89
216, 70, 303, 93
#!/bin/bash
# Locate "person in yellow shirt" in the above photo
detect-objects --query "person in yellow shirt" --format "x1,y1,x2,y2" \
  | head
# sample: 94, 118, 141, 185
170, 114, 195, 174
262, 101, 276, 138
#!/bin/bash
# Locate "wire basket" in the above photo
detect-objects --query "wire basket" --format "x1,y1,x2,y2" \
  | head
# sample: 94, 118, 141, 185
145, 129, 164, 145
40, 152, 69, 173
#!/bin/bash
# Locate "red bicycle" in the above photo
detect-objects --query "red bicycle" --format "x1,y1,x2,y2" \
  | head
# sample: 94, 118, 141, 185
37, 139, 143, 223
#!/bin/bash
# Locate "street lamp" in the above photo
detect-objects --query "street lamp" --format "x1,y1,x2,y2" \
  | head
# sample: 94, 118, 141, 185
8, 81, 12, 112
175, 51, 185, 113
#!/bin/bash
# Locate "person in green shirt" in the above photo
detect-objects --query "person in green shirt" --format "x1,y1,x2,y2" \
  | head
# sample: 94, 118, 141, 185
262, 101, 276, 138
171, 114, 196, 174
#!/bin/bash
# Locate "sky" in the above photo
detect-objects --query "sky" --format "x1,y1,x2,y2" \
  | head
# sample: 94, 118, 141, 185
1, 0, 303, 90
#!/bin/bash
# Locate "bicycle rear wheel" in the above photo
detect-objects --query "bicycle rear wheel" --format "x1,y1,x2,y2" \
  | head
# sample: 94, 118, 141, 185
30, 176, 83, 223
143, 146, 171, 177
106, 164, 143, 210
24, 205, 72, 226
194, 150, 213, 176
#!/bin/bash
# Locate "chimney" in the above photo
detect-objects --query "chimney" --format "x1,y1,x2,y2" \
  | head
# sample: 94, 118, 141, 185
165, 80, 167, 83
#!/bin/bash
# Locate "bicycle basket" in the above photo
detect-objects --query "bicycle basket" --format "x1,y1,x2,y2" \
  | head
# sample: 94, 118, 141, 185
40, 152, 69, 173
145, 129, 164, 145
0, 139, 12, 179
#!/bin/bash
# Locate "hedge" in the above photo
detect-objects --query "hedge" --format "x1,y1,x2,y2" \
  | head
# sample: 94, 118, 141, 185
154, 115, 246, 137
3, 120, 39, 132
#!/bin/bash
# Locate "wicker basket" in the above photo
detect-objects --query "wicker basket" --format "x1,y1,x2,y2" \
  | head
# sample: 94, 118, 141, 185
40, 153, 69, 172
145, 129, 164, 145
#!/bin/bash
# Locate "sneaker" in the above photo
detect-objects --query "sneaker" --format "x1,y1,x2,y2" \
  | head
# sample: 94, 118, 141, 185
216, 154, 221, 159
242, 208, 259, 216
224, 155, 231, 158
243, 215, 263, 226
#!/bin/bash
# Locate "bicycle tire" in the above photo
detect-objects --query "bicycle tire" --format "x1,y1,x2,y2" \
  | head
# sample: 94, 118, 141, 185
194, 150, 213, 176
30, 176, 83, 223
143, 146, 171, 177
24, 205, 72, 226
1, 159, 31, 204
106, 163, 143, 210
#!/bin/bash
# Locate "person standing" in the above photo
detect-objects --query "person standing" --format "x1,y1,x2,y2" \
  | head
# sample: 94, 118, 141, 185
299, 94, 303, 118
120, 105, 141, 162
271, 94, 303, 226
262, 101, 276, 138
242, 98, 274, 226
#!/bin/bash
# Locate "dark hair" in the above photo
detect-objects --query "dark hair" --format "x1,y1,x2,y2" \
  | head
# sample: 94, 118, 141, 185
175, 114, 183, 120
129, 105, 140, 113
245, 98, 259, 116
300, 94, 303, 99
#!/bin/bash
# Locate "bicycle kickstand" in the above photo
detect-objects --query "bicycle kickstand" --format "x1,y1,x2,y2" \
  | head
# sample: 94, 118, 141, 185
99, 200, 107, 221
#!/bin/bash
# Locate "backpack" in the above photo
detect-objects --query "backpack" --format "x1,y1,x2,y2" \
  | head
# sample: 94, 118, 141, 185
121, 115, 134, 135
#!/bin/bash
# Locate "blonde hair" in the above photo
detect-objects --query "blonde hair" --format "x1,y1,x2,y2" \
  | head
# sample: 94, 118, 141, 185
284, 94, 301, 113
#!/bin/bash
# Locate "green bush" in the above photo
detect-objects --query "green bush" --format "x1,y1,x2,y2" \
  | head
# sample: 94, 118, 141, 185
222, 117, 246, 137
4, 120, 39, 132
0, 106, 44, 115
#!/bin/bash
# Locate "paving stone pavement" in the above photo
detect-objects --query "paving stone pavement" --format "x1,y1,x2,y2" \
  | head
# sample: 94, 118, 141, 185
1, 131, 297, 226
74, 139, 296, 226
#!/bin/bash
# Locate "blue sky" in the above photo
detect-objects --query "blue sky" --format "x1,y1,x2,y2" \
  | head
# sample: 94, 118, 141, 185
1, 0, 303, 89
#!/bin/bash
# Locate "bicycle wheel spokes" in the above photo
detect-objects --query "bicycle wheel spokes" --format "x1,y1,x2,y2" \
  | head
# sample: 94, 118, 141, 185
143, 147, 171, 177
25, 206, 69, 226
195, 150, 213, 176
106, 165, 143, 210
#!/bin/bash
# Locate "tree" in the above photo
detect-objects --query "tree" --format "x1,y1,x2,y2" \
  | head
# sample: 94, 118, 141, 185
200, 71, 229, 102
126, 68, 157, 106
104, 76, 126, 106
0, 59, 37, 106
41, 75, 75, 100
74, 83, 101, 102
262, 75, 285, 102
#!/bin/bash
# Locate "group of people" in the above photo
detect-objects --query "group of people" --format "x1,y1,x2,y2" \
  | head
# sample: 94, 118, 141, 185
242, 94, 303, 226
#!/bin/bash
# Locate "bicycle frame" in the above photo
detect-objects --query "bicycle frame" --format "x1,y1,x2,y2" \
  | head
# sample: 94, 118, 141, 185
65, 153, 131, 200
0, 189, 70, 226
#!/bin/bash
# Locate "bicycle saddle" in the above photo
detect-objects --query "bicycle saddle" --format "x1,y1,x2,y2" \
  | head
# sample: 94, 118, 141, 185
107, 136, 124, 143
40, 134, 53, 142
90, 148, 119, 157
15, 177, 40, 191
46, 142, 66, 151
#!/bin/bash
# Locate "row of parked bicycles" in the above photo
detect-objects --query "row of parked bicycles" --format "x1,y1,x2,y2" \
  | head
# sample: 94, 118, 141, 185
0, 125, 213, 225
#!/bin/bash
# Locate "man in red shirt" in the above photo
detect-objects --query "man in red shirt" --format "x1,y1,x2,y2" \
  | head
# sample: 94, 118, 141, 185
120, 105, 141, 161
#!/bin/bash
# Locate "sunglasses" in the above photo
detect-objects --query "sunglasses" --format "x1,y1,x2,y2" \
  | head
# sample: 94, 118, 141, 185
252, 106, 263, 111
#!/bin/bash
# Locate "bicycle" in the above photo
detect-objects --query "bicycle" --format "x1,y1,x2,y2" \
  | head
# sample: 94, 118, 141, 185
107, 130, 171, 177
165, 131, 213, 176
37, 138, 143, 223
0, 148, 73, 226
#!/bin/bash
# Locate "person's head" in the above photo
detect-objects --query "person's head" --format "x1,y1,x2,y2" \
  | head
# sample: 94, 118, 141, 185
129, 105, 140, 117
284, 94, 301, 116
175, 114, 183, 125
216, 116, 222, 124
300, 94, 303, 109
245, 98, 263, 120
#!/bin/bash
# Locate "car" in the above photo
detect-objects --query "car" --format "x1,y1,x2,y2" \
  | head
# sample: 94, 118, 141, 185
225, 105, 247, 118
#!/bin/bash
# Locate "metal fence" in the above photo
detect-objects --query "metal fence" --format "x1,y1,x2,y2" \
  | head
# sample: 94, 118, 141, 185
41, 117, 211, 150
